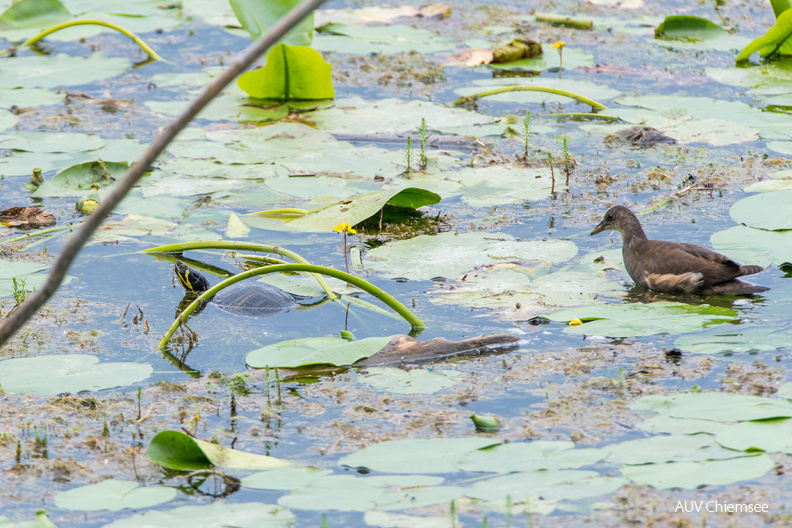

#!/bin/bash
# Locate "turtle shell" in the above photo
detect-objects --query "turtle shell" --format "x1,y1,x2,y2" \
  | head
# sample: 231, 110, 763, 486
211, 281, 295, 318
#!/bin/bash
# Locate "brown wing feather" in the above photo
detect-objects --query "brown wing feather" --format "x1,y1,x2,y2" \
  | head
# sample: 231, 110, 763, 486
630, 240, 745, 289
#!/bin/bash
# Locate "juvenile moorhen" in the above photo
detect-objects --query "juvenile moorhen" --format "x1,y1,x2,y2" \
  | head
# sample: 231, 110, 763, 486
591, 206, 768, 295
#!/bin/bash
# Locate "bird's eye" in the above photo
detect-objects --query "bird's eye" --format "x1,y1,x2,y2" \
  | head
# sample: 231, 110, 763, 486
605, 214, 612, 221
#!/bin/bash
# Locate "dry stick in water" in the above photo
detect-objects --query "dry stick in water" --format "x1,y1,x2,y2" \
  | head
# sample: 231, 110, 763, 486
0, 0, 328, 347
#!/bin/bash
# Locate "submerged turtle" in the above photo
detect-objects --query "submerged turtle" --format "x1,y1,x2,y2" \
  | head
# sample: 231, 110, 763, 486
174, 261, 296, 318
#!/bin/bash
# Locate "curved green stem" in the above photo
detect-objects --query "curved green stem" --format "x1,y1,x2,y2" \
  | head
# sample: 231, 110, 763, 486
452, 85, 607, 110
22, 20, 168, 63
158, 263, 425, 348
143, 241, 337, 300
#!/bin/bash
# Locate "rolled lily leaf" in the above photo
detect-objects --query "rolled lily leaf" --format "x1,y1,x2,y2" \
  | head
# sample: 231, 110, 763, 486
736, 8, 792, 61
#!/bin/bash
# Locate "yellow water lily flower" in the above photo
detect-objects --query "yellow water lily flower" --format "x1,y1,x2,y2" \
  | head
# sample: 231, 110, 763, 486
333, 222, 356, 234
568, 318, 582, 326
551, 40, 566, 49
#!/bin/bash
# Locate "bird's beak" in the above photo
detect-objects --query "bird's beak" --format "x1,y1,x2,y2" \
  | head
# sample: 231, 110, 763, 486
590, 221, 608, 236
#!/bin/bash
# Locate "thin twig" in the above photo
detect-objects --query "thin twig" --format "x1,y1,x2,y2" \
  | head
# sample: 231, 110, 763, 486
0, 0, 328, 348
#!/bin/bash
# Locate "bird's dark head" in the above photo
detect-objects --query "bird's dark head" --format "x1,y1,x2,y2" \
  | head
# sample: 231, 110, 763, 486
590, 205, 639, 236
174, 261, 210, 293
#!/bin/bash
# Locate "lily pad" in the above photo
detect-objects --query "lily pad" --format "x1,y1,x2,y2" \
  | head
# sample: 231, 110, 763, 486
315, 23, 454, 55
488, 48, 594, 72
0, 87, 64, 108
146, 430, 291, 471
277, 474, 457, 512
620, 454, 774, 489
339, 438, 499, 474
358, 367, 462, 394
310, 96, 496, 135
716, 419, 792, 453
0, 132, 105, 153
710, 225, 792, 266
637, 416, 728, 436
548, 301, 737, 337
54, 479, 176, 511
674, 325, 792, 354
35, 160, 128, 197
0, 354, 152, 397
630, 392, 792, 421
241, 467, 333, 491
364, 231, 578, 281
0, 53, 130, 89
452, 165, 562, 207
729, 189, 792, 230
230, 0, 313, 46
458, 441, 608, 473
606, 435, 744, 465
470, 470, 626, 502
246, 335, 394, 369
258, 187, 440, 233
103, 502, 295, 528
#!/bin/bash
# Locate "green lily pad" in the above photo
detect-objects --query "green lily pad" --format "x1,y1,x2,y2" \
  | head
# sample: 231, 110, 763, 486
103, 502, 295, 528
0, 87, 64, 108
146, 430, 291, 471
0, 0, 70, 29
548, 301, 737, 337
0, 131, 105, 153
730, 189, 792, 230
736, 8, 792, 62
0, 511, 56, 528
607, 435, 744, 465
315, 23, 453, 55
339, 438, 499, 474
631, 392, 792, 421
0, 354, 152, 397
452, 165, 562, 207
743, 169, 792, 192
710, 225, 792, 266
246, 335, 394, 369
230, 0, 313, 46
458, 441, 608, 473
0, 53, 130, 89
716, 418, 792, 453
0, 259, 49, 278
257, 187, 440, 233
0, 111, 17, 131
674, 325, 792, 354
241, 467, 333, 491
310, 96, 496, 135
488, 48, 594, 72
364, 231, 578, 281
470, 470, 626, 502
358, 367, 462, 394
655, 16, 727, 40
620, 454, 774, 489
637, 416, 728, 436
224, 213, 250, 238
35, 160, 128, 197
238, 44, 333, 100
54, 479, 176, 511
277, 474, 457, 512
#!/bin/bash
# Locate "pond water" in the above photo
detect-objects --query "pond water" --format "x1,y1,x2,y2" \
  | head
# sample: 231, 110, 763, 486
2, 0, 792, 526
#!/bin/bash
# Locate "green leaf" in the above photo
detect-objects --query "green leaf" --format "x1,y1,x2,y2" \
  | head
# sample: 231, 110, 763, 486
655, 16, 727, 40
102, 502, 295, 528
35, 160, 129, 197
254, 187, 440, 233
54, 479, 176, 511
458, 441, 608, 473
0, 0, 70, 29
358, 367, 462, 394
338, 438, 499, 474
365, 231, 578, 281
470, 470, 626, 502
146, 430, 291, 471
548, 301, 737, 338
674, 325, 792, 354
314, 23, 453, 55
230, 0, 313, 46
241, 467, 333, 491
729, 189, 792, 230
0, 354, 152, 397
246, 335, 394, 369
606, 435, 744, 465
716, 418, 792, 453
0, 53, 130, 89
737, 8, 792, 61
237, 44, 334, 100
710, 225, 792, 267
620, 455, 774, 489
630, 392, 792, 421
